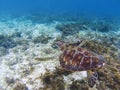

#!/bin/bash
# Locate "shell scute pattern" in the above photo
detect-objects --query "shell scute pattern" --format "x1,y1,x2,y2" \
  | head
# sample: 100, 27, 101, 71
57, 41, 106, 87
59, 45, 105, 71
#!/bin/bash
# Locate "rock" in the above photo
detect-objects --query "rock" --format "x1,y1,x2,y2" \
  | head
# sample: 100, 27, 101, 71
0, 34, 17, 48
0, 47, 8, 56
12, 82, 28, 90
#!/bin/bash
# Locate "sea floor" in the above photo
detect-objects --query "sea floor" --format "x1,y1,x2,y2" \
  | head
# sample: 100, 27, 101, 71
0, 14, 120, 90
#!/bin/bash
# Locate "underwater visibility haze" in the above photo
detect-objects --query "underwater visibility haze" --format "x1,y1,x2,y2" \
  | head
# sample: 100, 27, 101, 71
0, 0, 120, 16
0, 0, 120, 90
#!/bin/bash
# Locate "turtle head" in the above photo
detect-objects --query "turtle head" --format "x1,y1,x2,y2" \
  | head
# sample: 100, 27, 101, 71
97, 55, 106, 68
55, 41, 65, 51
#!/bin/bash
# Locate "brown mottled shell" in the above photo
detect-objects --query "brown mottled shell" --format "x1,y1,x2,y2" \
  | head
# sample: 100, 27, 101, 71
59, 47, 102, 71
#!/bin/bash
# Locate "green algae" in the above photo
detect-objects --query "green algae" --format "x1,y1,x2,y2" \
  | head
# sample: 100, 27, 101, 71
12, 82, 28, 90
40, 69, 67, 90
69, 80, 89, 90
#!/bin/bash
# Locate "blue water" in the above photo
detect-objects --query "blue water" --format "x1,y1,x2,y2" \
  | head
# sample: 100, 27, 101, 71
0, 0, 120, 17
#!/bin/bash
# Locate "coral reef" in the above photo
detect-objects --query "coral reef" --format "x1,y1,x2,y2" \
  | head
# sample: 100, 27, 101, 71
0, 34, 17, 48
91, 20, 113, 32
4, 77, 15, 85
0, 15, 120, 90
39, 68, 72, 90
33, 34, 52, 44
69, 79, 89, 90
56, 22, 88, 37
12, 82, 28, 90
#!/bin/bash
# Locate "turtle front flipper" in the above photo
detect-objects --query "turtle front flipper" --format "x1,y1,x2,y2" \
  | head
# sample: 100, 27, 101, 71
87, 70, 98, 88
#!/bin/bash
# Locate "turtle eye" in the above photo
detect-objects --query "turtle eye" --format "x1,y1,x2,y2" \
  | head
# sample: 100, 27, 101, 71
97, 62, 105, 68
97, 64, 102, 68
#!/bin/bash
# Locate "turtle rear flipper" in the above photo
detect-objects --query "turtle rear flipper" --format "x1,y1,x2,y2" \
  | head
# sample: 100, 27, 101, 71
88, 71, 98, 88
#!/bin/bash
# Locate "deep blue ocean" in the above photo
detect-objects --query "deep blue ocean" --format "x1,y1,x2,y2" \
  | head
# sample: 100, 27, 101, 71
0, 0, 120, 17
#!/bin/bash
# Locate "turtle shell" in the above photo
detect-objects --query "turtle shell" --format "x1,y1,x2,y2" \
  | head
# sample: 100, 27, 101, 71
59, 47, 105, 71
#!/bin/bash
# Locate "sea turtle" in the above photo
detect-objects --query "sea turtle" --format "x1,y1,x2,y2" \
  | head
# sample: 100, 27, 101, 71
56, 40, 106, 87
